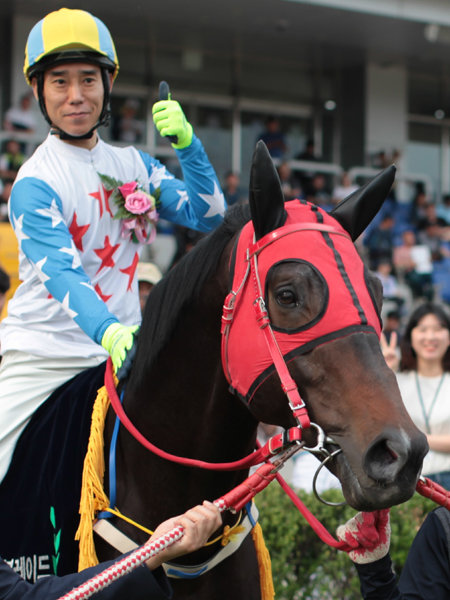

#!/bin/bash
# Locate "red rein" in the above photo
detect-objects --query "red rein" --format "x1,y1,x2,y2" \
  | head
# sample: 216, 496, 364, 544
105, 357, 300, 471
105, 358, 450, 554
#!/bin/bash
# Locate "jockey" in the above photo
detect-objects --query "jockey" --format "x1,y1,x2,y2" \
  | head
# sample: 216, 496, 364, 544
0, 8, 226, 483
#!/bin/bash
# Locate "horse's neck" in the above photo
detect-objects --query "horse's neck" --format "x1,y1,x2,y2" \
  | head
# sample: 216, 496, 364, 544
125, 295, 256, 452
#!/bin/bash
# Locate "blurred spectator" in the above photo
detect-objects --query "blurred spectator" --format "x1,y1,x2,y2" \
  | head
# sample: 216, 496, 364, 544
136, 261, 162, 313
409, 188, 430, 231
393, 229, 434, 300
256, 115, 287, 159
222, 171, 246, 206
364, 213, 395, 271
437, 193, 450, 225
170, 225, 206, 268
277, 162, 301, 201
382, 309, 402, 345
432, 254, 450, 304
111, 97, 145, 144
296, 138, 319, 163
331, 171, 358, 205
0, 266, 10, 320
372, 148, 400, 169
295, 138, 321, 197
374, 260, 403, 310
0, 140, 26, 180
417, 202, 447, 232
306, 173, 332, 211
417, 212, 450, 263
0, 179, 13, 222
372, 149, 390, 169
3, 93, 36, 134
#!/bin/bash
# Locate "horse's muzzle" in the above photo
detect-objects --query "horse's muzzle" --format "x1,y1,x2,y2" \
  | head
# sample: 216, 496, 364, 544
363, 426, 428, 486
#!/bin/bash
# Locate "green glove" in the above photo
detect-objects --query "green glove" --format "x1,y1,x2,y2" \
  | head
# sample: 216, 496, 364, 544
152, 99, 193, 149
101, 323, 139, 373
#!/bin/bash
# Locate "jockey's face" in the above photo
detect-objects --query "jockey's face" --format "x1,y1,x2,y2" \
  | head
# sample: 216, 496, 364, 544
32, 62, 109, 149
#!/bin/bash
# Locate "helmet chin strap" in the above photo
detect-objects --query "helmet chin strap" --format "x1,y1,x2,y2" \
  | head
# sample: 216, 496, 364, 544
37, 68, 111, 141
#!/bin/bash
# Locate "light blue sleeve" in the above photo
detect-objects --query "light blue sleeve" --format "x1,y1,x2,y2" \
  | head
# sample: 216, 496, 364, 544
139, 135, 226, 233
9, 177, 118, 343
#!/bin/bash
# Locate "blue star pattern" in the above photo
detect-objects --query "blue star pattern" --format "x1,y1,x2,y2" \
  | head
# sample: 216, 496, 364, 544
0, 133, 226, 360
7, 175, 118, 344
139, 135, 225, 232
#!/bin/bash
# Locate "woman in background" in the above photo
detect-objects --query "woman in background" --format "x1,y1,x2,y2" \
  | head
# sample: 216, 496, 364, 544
381, 302, 450, 489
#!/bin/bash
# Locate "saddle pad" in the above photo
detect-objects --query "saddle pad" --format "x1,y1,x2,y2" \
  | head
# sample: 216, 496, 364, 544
0, 362, 106, 582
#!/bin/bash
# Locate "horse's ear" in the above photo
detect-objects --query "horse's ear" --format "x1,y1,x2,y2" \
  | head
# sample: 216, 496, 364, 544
330, 165, 396, 241
249, 141, 287, 240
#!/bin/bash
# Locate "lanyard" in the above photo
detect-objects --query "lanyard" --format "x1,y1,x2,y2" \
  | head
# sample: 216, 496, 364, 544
415, 372, 445, 434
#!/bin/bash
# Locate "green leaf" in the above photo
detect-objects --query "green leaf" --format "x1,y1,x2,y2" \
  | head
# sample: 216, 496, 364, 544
114, 206, 131, 219
98, 172, 120, 190
110, 190, 123, 206
153, 187, 162, 208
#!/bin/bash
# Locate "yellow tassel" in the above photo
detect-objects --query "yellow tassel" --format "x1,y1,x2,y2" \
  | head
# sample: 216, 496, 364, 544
75, 376, 276, 600
251, 522, 275, 600
75, 382, 112, 571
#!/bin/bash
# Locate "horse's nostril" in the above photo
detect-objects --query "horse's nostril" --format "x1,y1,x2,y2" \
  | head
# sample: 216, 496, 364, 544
363, 429, 411, 484
386, 441, 399, 462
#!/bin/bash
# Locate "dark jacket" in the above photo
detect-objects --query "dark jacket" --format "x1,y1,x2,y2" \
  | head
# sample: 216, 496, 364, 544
0, 556, 172, 599
356, 507, 450, 599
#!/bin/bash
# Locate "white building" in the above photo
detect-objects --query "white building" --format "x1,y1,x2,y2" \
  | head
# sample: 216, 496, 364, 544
3, 0, 450, 201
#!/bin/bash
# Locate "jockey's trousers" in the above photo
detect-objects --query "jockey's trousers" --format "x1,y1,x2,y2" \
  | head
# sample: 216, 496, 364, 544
0, 351, 105, 484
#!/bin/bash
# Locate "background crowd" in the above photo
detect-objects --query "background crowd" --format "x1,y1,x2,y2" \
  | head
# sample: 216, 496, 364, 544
1, 98, 450, 477
2, 100, 450, 326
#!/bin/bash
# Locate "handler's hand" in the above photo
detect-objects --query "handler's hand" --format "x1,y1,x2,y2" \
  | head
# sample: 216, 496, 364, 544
144, 501, 222, 570
336, 509, 391, 564
380, 331, 400, 372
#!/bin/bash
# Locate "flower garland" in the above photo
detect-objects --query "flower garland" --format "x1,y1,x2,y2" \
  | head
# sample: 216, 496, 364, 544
98, 173, 159, 244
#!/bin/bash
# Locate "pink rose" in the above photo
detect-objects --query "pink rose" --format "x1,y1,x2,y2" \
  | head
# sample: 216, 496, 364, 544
118, 181, 138, 197
124, 191, 153, 215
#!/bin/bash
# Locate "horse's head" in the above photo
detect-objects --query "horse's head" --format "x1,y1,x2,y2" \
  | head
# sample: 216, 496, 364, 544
222, 142, 428, 511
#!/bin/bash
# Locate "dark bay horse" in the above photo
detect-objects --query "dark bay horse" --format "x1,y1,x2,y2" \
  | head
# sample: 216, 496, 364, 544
0, 142, 427, 598
93, 143, 427, 597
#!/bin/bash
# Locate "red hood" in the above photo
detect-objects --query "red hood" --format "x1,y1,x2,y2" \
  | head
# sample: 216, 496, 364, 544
222, 200, 381, 402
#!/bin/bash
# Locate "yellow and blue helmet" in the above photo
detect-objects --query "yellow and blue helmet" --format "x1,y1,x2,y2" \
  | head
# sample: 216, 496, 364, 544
24, 8, 119, 84
23, 8, 119, 139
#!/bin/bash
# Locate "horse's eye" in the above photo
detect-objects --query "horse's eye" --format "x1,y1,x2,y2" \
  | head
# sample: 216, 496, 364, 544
276, 289, 297, 306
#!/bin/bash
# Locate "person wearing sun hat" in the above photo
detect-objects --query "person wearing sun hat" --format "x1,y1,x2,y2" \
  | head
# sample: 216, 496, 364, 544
137, 261, 163, 312
0, 7, 226, 485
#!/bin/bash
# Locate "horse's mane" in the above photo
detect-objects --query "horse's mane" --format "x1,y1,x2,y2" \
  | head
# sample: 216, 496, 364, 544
131, 203, 250, 386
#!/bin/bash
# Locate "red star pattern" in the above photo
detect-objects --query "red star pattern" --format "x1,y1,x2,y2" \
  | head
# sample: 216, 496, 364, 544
69, 212, 90, 251
120, 252, 140, 291
89, 184, 114, 218
95, 283, 112, 303
94, 235, 120, 273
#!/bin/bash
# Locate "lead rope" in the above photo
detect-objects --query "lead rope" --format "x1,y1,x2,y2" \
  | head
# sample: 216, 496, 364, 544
59, 468, 450, 599
65, 369, 450, 599
60, 455, 329, 600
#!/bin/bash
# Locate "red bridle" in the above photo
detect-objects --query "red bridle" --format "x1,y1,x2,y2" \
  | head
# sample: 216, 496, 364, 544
221, 201, 381, 433
221, 222, 351, 431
